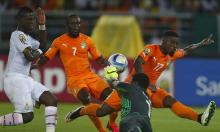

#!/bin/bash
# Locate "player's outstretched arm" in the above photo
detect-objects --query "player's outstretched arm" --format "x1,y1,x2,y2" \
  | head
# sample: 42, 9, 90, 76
133, 56, 145, 73
36, 7, 47, 51
95, 56, 109, 67
183, 34, 214, 55
31, 55, 49, 69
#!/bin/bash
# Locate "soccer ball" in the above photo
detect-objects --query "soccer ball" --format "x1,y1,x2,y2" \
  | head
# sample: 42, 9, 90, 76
108, 53, 128, 72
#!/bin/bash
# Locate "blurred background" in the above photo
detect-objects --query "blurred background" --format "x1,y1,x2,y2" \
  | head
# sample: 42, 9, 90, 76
0, 0, 220, 111
0, 0, 220, 132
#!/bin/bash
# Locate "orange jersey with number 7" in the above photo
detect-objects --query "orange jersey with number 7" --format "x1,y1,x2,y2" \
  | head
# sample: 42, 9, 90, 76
45, 33, 101, 77
126, 44, 185, 85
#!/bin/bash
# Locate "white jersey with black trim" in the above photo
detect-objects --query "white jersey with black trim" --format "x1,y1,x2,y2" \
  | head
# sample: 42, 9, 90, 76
5, 30, 40, 76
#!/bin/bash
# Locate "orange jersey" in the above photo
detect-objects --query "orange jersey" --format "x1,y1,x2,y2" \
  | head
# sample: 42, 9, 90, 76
129, 44, 185, 85
44, 33, 101, 77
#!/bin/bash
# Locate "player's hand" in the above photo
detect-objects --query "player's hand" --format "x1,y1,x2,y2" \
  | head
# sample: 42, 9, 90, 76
31, 63, 39, 70
200, 34, 214, 46
104, 66, 119, 82
149, 84, 158, 92
36, 7, 46, 25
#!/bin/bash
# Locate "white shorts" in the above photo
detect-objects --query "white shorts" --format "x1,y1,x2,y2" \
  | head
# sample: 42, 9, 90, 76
3, 73, 49, 113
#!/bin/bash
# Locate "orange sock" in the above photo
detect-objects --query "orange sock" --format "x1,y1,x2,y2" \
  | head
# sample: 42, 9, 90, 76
109, 112, 118, 125
80, 103, 106, 132
88, 116, 107, 132
171, 101, 198, 121
80, 103, 100, 116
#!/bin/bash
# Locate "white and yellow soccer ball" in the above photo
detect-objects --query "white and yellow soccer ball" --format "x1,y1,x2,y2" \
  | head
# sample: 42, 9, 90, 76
108, 53, 128, 73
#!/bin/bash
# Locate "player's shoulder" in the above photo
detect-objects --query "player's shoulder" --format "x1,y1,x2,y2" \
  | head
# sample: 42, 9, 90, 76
11, 30, 26, 39
118, 82, 130, 88
142, 44, 158, 55
52, 33, 68, 44
79, 33, 90, 39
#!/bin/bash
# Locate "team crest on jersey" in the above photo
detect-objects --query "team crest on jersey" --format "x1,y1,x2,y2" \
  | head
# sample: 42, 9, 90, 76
144, 48, 150, 55
18, 34, 26, 44
81, 41, 86, 49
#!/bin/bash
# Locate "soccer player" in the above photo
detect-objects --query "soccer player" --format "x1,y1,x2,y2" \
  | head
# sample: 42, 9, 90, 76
125, 31, 216, 126
66, 66, 153, 132
0, 7, 57, 132
32, 15, 120, 132
65, 31, 216, 127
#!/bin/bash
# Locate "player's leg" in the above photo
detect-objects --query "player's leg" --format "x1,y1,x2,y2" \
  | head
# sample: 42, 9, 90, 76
0, 75, 34, 126
77, 88, 107, 132
119, 113, 152, 132
69, 89, 120, 131
150, 88, 216, 125
32, 79, 57, 132
67, 77, 107, 132
89, 75, 120, 132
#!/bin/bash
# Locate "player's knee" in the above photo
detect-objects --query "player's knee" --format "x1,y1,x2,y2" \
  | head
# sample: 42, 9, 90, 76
163, 96, 177, 108
77, 88, 91, 105
96, 103, 115, 117
22, 112, 34, 123
100, 87, 113, 101
39, 91, 57, 107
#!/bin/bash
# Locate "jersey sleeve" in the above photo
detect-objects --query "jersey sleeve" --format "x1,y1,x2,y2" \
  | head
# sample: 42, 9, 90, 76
11, 32, 30, 52
173, 49, 185, 59
117, 82, 129, 93
87, 37, 101, 60
138, 45, 153, 62
44, 39, 59, 59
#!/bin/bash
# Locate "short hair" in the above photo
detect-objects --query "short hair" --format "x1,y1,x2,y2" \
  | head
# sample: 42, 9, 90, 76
66, 14, 80, 23
132, 73, 149, 89
163, 30, 179, 38
16, 6, 33, 20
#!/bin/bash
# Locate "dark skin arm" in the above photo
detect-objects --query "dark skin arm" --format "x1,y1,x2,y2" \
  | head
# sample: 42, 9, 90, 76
36, 7, 47, 51
133, 55, 157, 92
31, 55, 49, 69
95, 56, 109, 67
133, 55, 145, 73
184, 34, 214, 55
23, 47, 43, 61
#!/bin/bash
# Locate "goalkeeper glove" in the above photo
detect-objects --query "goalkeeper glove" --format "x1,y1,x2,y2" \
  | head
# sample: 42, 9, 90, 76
104, 66, 119, 82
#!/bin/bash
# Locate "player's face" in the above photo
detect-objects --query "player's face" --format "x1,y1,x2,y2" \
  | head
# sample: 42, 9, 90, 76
19, 13, 35, 33
162, 36, 179, 56
67, 17, 80, 38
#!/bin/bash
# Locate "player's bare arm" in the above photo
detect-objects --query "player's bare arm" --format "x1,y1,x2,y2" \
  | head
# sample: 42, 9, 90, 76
31, 55, 49, 69
36, 7, 47, 50
23, 46, 43, 61
183, 34, 214, 55
95, 56, 109, 67
133, 55, 145, 73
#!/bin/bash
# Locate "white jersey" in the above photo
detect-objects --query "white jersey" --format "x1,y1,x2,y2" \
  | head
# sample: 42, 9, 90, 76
5, 30, 40, 76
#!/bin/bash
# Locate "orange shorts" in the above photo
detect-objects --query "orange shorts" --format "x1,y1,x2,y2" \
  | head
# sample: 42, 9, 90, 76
147, 88, 171, 108
67, 72, 109, 100
103, 89, 121, 111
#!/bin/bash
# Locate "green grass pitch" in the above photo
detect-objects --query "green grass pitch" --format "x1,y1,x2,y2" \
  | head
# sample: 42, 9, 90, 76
0, 102, 219, 132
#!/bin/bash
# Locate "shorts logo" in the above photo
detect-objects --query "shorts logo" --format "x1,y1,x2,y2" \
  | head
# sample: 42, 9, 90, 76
18, 34, 26, 44
24, 103, 30, 110
81, 41, 86, 49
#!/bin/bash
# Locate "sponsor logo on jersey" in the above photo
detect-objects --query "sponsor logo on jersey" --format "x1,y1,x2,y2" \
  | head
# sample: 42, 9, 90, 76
81, 41, 86, 49
18, 34, 26, 44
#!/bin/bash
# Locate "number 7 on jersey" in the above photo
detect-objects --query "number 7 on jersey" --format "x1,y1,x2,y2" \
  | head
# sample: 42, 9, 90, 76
72, 47, 77, 56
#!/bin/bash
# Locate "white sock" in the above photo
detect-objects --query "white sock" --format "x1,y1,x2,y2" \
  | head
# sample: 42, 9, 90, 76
0, 113, 23, 126
45, 106, 57, 132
